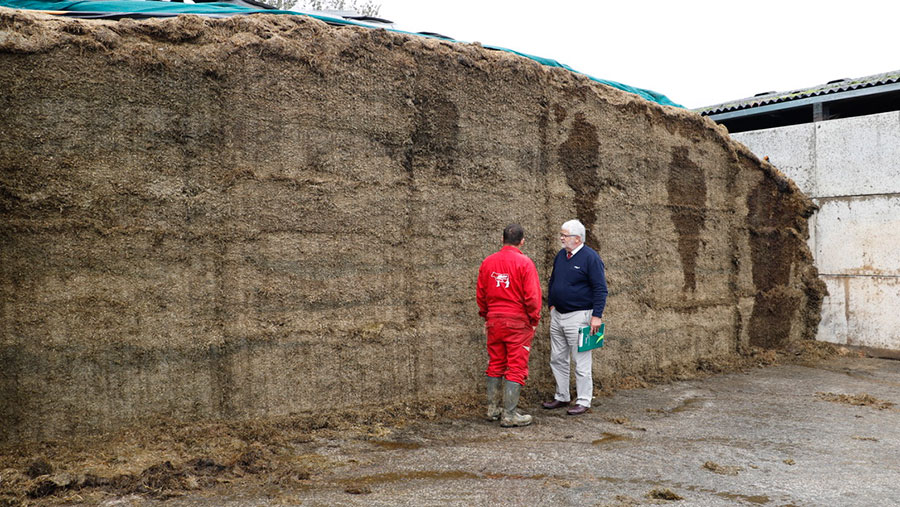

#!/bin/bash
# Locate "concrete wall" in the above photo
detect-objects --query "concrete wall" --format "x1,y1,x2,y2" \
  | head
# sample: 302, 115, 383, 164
733, 111, 900, 350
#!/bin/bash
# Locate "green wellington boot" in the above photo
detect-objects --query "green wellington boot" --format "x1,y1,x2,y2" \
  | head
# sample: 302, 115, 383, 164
500, 379, 533, 427
486, 376, 502, 421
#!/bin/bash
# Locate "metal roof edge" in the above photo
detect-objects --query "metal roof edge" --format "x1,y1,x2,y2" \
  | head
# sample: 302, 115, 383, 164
705, 81, 900, 122
694, 70, 900, 116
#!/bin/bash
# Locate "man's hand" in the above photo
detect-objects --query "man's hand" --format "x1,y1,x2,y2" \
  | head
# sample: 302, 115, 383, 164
590, 316, 603, 336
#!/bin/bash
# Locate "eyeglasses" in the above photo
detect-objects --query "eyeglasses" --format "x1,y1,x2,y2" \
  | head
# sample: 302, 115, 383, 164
559, 234, 579, 238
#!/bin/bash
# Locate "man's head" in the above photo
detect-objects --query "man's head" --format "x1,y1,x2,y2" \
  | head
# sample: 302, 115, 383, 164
560, 219, 585, 252
503, 223, 525, 246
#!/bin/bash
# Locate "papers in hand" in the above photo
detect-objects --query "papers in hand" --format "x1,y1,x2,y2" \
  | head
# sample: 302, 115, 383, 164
577, 323, 605, 352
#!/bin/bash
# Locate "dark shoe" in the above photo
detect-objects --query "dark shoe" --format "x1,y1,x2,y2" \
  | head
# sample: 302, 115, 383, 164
566, 404, 590, 415
542, 399, 570, 410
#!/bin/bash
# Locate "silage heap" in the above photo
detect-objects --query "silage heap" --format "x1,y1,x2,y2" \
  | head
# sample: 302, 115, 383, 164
0, 10, 825, 443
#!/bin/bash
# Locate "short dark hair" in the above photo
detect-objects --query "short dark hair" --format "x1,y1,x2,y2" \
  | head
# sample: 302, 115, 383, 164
502, 224, 525, 245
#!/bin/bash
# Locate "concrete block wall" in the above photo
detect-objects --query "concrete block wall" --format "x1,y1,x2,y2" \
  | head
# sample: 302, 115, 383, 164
733, 111, 900, 350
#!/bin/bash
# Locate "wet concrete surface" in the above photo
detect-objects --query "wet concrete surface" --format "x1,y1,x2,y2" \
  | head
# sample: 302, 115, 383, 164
136, 357, 900, 506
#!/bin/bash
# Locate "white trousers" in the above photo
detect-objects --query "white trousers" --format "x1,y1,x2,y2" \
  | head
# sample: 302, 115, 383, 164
549, 308, 593, 407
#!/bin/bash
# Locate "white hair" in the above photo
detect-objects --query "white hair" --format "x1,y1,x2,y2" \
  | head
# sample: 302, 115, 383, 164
561, 219, 585, 242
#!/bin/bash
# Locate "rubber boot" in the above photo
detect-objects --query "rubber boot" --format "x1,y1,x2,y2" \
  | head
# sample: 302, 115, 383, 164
486, 376, 502, 421
500, 380, 533, 427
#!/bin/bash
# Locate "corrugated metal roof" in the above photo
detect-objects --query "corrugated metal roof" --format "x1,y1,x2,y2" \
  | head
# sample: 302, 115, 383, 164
695, 70, 900, 116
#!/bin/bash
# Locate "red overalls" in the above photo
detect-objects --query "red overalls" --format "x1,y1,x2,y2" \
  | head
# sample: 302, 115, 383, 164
476, 245, 542, 385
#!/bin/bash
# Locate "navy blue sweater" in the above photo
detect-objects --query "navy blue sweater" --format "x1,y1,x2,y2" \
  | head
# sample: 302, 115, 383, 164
547, 245, 608, 317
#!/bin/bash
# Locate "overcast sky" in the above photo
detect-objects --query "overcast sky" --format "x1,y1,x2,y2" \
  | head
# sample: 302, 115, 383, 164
375, 0, 899, 109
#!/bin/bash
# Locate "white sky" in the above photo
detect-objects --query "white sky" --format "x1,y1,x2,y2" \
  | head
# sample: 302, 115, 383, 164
376, 0, 900, 109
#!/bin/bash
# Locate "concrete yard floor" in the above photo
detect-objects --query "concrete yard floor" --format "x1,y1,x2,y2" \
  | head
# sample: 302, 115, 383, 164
118, 357, 900, 506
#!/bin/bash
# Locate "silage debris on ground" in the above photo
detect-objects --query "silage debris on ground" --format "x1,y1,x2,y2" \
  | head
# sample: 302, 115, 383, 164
647, 488, 684, 501
0, 343, 850, 505
815, 392, 896, 410
702, 460, 743, 476
0, 397, 480, 505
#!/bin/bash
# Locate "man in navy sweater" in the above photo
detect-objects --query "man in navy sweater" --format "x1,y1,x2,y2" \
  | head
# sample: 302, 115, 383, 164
542, 219, 608, 415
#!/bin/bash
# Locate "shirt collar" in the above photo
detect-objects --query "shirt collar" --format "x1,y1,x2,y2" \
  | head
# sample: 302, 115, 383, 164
569, 243, 584, 256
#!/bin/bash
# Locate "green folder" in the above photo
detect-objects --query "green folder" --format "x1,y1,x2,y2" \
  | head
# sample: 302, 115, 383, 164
578, 323, 605, 352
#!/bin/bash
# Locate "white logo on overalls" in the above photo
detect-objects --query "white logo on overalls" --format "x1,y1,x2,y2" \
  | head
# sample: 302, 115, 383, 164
491, 272, 510, 288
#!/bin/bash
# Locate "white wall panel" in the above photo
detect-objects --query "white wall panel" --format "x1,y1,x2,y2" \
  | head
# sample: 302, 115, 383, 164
814, 196, 900, 276
815, 111, 900, 198
733, 123, 816, 195
819, 275, 900, 350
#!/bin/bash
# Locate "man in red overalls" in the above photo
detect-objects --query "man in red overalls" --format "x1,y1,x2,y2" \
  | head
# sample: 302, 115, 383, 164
476, 224, 542, 427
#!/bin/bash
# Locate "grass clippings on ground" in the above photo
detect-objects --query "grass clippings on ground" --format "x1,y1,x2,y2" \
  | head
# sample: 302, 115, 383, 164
815, 392, 895, 410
